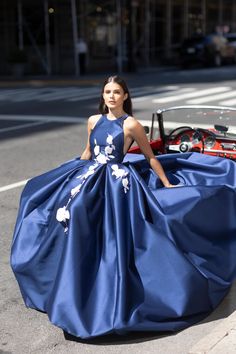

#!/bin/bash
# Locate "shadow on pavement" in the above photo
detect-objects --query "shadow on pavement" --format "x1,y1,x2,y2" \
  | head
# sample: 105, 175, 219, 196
63, 329, 175, 345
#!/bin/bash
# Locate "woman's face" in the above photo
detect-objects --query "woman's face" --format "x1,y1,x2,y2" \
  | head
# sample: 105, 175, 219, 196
103, 82, 128, 111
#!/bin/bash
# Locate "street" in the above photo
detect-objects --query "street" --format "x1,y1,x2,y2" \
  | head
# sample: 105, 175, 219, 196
1, 66, 236, 354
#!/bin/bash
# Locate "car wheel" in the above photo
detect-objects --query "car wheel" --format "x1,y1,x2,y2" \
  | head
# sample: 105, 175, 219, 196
214, 53, 222, 67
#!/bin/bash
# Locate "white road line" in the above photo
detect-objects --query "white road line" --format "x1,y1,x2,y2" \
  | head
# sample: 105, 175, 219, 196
152, 87, 196, 103
0, 87, 100, 102
0, 114, 86, 123
0, 121, 50, 133
133, 93, 167, 102
220, 98, 236, 106
66, 92, 101, 102
0, 86, 181, 103
0, 179, 29, 193
0, 89, 35, 100
152, 87, 231, 103
38, 88, 99, 102
187, 90, 236, 104
8, 88, 57, 102
10, 91, 46, 102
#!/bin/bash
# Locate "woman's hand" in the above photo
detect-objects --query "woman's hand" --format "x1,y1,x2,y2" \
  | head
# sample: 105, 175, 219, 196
163, 182, 176, 188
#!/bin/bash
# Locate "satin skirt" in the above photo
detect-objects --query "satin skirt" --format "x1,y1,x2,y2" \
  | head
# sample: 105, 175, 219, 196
11, 152, 236, 338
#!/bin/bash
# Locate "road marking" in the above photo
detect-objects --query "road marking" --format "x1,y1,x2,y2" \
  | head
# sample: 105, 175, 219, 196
0, 114, 86, 123
38, 87, 99, 102
0, 86, 180, 103
0, 88, 35, 100
67, 92, 101, 101
0, 121, 51, 133
132, 86, 180, 102
152, 87, 196, 103
220, 97, 236, 106
133, 93, 166, 103
0, 179, 29, 193
187, 90, 236, 104
0, 87, 100, 102
1, 85, 236, 105
152, 87, 231, 103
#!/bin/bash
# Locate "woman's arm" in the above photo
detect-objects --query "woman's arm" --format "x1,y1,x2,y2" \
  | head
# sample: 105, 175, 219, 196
80, 117, 93, 160
127, 118, 174, 187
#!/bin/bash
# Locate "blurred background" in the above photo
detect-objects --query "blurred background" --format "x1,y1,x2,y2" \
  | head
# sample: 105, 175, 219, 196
1, 0, 236, 77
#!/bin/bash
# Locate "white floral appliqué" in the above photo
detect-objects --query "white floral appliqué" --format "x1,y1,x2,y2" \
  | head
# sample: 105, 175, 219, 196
106, 134, 113, 145
94, 139, 100, 156
56, 132, 121, 232
93, 134, 116, 164
56, 206, 70, 223
111, 164, 129, 193
96, 153, 109, 164
77, 164, 98, 180
56, 162, 99, 233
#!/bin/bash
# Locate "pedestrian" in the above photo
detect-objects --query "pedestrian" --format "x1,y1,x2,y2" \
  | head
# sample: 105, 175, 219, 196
76, 38, 88, 75
11, 75, 236, 339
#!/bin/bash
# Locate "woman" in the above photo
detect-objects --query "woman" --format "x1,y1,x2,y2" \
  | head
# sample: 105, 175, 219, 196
11, 76, 236, 339
80, 75, 173, 186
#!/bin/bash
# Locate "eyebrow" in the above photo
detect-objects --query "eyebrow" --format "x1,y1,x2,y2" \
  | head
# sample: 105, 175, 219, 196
104, 89, 121, 92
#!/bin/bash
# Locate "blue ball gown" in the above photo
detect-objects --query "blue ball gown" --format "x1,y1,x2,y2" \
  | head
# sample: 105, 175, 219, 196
11, 114, 236, 339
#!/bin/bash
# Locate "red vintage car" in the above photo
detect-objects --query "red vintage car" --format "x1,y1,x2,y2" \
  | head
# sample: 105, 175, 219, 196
129, 105, 236, 161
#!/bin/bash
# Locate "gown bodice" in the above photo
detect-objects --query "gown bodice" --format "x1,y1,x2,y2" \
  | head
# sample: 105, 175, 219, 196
89, 114, 128, 164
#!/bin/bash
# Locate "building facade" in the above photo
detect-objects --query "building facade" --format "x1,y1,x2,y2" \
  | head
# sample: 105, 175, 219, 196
1, 0, 236, 76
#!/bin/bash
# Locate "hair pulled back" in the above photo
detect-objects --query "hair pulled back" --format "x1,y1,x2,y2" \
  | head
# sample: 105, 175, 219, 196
98, 75, 133, 116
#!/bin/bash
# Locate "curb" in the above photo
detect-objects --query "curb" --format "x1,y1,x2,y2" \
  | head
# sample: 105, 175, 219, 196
188, 310, 236, 354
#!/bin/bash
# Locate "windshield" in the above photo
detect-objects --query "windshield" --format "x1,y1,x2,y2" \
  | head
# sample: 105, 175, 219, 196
161, 107, 236, 137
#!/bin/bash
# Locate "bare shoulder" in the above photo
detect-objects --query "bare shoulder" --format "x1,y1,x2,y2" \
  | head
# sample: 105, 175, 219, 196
88, 114, 102, 128
125, 116, 144, 131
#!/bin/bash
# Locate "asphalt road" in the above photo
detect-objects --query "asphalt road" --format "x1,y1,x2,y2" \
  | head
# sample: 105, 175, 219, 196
1, 66, 236, 353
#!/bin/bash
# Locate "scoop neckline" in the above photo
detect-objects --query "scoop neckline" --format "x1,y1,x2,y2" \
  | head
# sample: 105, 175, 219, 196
105, 114, 128, 121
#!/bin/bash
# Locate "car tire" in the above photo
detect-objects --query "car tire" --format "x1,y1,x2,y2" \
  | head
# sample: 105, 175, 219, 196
214, 53, 222, 67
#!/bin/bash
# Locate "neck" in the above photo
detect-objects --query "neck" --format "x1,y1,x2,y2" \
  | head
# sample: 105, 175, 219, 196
107, 108, 126, 119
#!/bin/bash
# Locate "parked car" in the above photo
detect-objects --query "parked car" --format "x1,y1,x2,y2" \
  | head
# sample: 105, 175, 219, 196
224, 32, 236, 49
129, 106, 236, 161
180, 34, 236, 68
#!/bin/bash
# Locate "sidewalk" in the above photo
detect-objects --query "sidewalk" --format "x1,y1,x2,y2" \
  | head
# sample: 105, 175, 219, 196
189, 310, 236, 353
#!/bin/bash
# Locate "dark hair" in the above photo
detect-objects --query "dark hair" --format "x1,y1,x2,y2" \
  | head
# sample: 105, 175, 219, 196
98, 75, 133, 116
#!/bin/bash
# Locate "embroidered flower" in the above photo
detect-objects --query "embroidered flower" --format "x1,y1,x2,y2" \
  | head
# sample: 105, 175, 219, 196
111, 164, 128, 179
94, 139, 100, 156
122, 177, 129, 193
77, 164, 98, 180
96, 153, 109, 164
56, 132, 121, 233
105, 145, 113, 155
56, 206, 70, 222
111, 164, 129, 193
71, 183, 82, 196
106, 134, 113, 145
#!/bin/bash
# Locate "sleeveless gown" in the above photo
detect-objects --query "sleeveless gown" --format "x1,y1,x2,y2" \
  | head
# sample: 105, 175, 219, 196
11, 114, 236, 338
